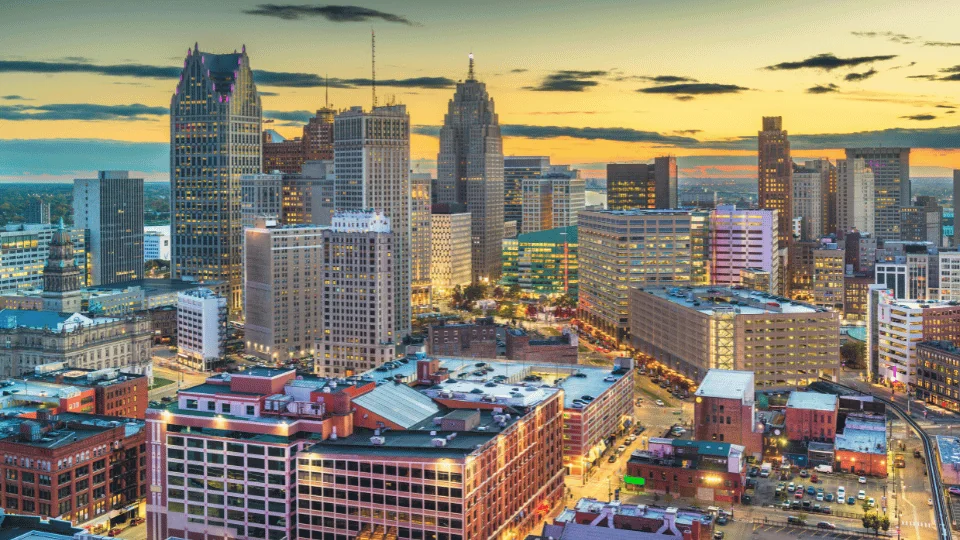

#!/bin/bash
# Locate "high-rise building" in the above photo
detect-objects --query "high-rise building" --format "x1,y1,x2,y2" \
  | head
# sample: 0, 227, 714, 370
41, 219, 83, 313
502, 226, 578, 300
874, 241, 937, 300
334, 105, 411, 339
430, 206, 472, 295
954, 170, 960, 247
144, 225, 171, 261
606, 157, 677, 211
171, 43, 262, 316
302, 108, 335, 161
241, 169, 335, 229
411, 172, 433, 311
503, 156, 549, 228
836, 158, 875, 236
872, 294, 960, 385
757, 117, 793, 249
813, 244, 845, 310
240, 173, 282, 227
792, 159, 832, 241
939, 251, 960, 302
579, 209, 709, 342
901, 195, 942, 244
708, 205, 779, 292
73, 171, 144, 286
520, 175, 585, 233
845, 147, 910, 241
436, 56, 505, 282
629, 287, 840, 388
176, 288, 227, 371
25, 196, 50, 225
262, 130, 304, 174
0, 223, 86, 294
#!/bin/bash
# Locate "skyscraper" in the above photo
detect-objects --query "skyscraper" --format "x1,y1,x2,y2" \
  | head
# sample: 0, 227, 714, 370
73, 170, 144, 285
25, 196, 50, 225
520, 174, 585, 233
334, 105, 411, 338
503, 156, 550, 228
171, 43, 262, 316
845, 147, 910, 241
758, 117, 793, 248
792, 158, 833, 241
436, 55, 505, 282
606, 157, 677, 211
709, 205, 779, 292
302, 107, 335, 161
410, 172, 433, 311
836, 158, 875, 235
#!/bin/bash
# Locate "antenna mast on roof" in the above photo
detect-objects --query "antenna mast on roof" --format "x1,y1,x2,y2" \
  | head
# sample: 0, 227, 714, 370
371, 29, 377, 108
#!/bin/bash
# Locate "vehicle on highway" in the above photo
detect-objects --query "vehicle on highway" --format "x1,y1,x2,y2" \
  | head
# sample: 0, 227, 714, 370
858, 476, 867, 484
857, 490, 866, 500
787, 516, 804, 525
948, 486, 960, 496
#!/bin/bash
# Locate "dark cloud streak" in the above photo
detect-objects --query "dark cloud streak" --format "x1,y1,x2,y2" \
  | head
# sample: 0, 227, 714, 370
0, 103, 167, 121
806, 84, 840, 94
845, 69, 877, 81
764, 53, 897, 71
243, 4, 416, 25
525, 70, 607, 92
638, 83, 748, 95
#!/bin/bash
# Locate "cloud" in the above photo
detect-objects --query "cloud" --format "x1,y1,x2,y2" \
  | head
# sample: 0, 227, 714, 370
632, 75, 698, 84
523, 111, 599, 116
806, 83, 840, 94
764, 53, 897, 71
0, 95, 27, 100
259, 91, 280, 96
0, 103, 167, 121
936, 105, 956, 109
264, 110, 314, 123
672, 129, 702, 135
638, 83, 748, 95
509, 68, 528, 73
924, 41, 960, 47
697, 125, 960, 151
0, 59, 454, 89
844, 69, 878, 82
901, 114, 937, 121
525, 70, 607, 92
242, 4, 416, 25
413, 124, 699, 144
674, 95, 695, 102
851, 31, 916, 44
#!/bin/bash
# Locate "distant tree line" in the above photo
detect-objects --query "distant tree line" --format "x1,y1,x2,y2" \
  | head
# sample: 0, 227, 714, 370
0, 182, 170, 226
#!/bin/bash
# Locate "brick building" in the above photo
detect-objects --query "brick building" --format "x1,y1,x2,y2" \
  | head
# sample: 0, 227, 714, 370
692, 370, 762, 459
625, 438, 746, 503
533, 498, 714, 540
504, 328, 578, 364
0, 412, 146, 532
785, 392, 838, 443
25, 364, 148, 419
834, 414, 887, 477
916, 341, 960, 412
426, 319, 498, 359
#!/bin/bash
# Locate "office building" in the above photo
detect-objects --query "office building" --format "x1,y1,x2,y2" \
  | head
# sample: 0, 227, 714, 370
812, 244, 845, 309
629, 287, 840, 388
334, 105, 411, 339
426, 318, 578, 363
873, 297, 960, 386
874, 241, 938, 300
503, 220, 518, 239
411, 173, 433, 311
708, 205, 779, 292
501, 226, 578, 300
143, 226, 170, 261
739, 268, 773, 294
41, 220, 84, 313
606, 157, 677, 211
240, 173, 282, 227
302, 108, 335, 161
843, 272, 873, 322
241, 171, 336, 229
25, 196, 50, 225
916, 341, 960, 412
171, 44, 262, 316
430, 207, 472, 295
842, 230, 877, 273
534, 499, 715, 540
940, 251, 960, 301
836, 158, 875, 236
845, 147, 910, 241
262, 130, 303, 174
73, 171, 144, 286
757, 117, 793, 248
503, 156, 549, 228
0, 413, 145, 527
626, 438, 746, 503
692, 370, 762, 459
901, 196, 942, 244
521, 175, 585, 234
436, 57, 505, 282
176, 288, 227, 371
792, 159, 832, 240
579, 210, 709, 342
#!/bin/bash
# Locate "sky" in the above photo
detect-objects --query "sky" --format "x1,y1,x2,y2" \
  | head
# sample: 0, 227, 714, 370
3, 0, 960, 182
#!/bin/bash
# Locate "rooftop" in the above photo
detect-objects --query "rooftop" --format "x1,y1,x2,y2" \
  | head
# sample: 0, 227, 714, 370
515, 226, 578, 245
935, 435, 960, 466
558, 498, 712, 527
835, 415, 886, 454
0, 413, 144, 450
695, 370, 754, 402
786, 391, 838, 412
639, 287, 822, 315
0, 311, 116, 332
536, 522, 685, 540
352, 383, 440, 429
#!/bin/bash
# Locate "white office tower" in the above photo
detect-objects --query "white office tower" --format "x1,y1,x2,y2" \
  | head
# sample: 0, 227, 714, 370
836, 158, 875, 236
176, 288, 227, 371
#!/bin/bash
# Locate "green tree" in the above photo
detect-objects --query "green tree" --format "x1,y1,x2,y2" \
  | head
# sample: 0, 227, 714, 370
861, 511, 890, 536
841, 341, 866, 369
451, 285, 465, 309
507, 283, 522, 300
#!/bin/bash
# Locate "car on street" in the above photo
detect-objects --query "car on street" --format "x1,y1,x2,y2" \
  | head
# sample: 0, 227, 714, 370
655, 400, 665, 407
949, 487, 960, 496
914, 449, 922, 458
617, 445, 627, 453
817, 522, 836, 530
742, 495, 752, 504
794, 490, 803, 499
748, 467, 759, 477
715, 515, 728, 525
713, 532, 724, 540
847, 496, 856, 505
608, 455, 617, 463
857, 490, 866, 500
858, 476, 867, 484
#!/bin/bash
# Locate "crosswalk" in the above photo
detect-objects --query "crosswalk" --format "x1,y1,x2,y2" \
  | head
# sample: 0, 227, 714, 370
899, 520, 936, 529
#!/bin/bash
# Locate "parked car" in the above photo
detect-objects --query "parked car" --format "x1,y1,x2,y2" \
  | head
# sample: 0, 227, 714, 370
816, 492, 824, 501
857, 490, 866, 500
914, 449, 922, 458
806, 486, 816, 496
715, 515, 728, 525
810, 474, 818, 483
868, 497, 876, 507
608, 455, 617, 463
713, 532, 724, 540
787, 482, 795, 493
858, 476, 867, 484
817, 522, 836, 530
824, 493, 834, 502
794, 490, 803, 499
799, 469, 809, 478
131, 518, 145, 526
748, 467, 759, 477
742, 494, 752, 504
847, 496, 856, 505
837, 486, 845, 500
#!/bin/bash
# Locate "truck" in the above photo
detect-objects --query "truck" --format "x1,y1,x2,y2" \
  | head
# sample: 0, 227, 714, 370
814, 464, 833, 474
760, 463, 772, 478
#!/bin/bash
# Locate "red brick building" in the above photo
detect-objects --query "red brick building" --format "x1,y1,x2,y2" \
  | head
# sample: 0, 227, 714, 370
785, 392, 838, 442
262, 131, 304, 174
504, 328, 578, 364
693, 370, 762, 460
26, 367, 148, 419
626, 438, 747, 503
835, 414, 887, 477
427, 319, 499, 358
302, 108, 334, 161
0, 412, 146, 532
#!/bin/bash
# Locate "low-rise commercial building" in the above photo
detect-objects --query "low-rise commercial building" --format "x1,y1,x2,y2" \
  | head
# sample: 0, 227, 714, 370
426, 319, 498, 359
22, 363, 148, 419
535, 498, 714, 540
692, 370, 762, 459
625, 438, 746, 503
504, 328, 578, 364
834, 414, 887, 477
630, 287, 840, 389
785, 392, 838, 442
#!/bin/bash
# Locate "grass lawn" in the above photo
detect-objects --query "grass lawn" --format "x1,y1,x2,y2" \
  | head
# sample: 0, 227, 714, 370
150, 377, 175, 390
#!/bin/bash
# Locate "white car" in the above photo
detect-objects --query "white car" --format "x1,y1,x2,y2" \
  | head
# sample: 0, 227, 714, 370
816, 492, 824, 501
837, 486, 845, 500
655, 400, 665, 407
868, 497, 876, 508
858, 490, 866, 500
858, 476, 867, 484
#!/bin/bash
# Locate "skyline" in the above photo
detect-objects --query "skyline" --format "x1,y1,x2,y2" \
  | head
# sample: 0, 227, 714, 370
5, 0, 960, 181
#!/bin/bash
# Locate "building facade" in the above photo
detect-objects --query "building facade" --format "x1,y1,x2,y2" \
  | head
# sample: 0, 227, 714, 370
241, 172, 336, 230
171, 44, 262, 316
429, 209, 472, 295
692, 370, 762, 459
626, 439, 746, 503
845, 147, 910, 241
73, 171, 144, 286
708, 205, 779, 292
520, 176, 585, 234
836, 158, 875, 236
873, 297, 960, 386
26, 196, 51, 225
501, 226, 578, 300
784, 392, 838, 442
792, 159, 832, 241
503, 156, 549, 229
939, 251, 960, 301
0, 224, 87, 295
901, 196, 942, 244
410, 173, 433, 311
143, 226, 170, 262
578, 210, 709, 342
758, 117, 792, 249
436, 57, 505, 282
41, 221, 84, 314
812, 245, 845, 310
334, 105, 411, 339
176, 288, 227, 371
606, 157, 677, 211
916, 341, 960, 412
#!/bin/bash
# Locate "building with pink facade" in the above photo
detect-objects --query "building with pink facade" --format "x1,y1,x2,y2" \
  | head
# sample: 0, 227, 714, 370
709, 205, 779, 293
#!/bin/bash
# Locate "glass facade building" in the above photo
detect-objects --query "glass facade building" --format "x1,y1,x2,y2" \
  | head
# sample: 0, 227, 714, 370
501, 226, 578, 300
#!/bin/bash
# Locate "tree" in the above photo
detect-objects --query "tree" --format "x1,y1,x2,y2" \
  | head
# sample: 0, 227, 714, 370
464, 283, 487, 303
553, 293, 577, 309
507, 283, 522, 300
526, 304, 539, 319
451, 285, 465, 309
492, 286, 504, 300
861, 511, 890, 535
841, 341, 866, 369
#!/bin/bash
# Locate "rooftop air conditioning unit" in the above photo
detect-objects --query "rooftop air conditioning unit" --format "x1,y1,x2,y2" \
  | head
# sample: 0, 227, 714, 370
432, 438, 447, 447
370, 436, 386, 446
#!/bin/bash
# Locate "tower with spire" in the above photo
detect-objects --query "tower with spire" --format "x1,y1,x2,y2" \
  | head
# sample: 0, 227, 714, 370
436, 53, 505, 282
42, 218, 83, 313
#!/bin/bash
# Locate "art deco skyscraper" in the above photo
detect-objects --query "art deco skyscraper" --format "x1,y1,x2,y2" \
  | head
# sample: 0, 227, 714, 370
170, 43, 262, 316
758, 117, 793, 248
436, 55, 505, 282
334, 105, 411, 338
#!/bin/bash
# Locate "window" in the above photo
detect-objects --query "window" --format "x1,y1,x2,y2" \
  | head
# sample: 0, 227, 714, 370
246, 405, 255, 415
186, 399, 198, 409
221, 403, 231, 413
